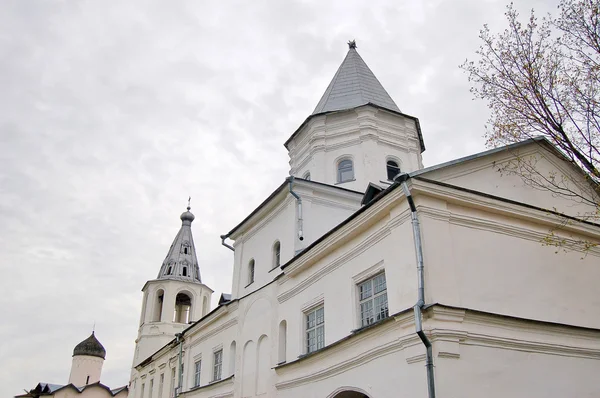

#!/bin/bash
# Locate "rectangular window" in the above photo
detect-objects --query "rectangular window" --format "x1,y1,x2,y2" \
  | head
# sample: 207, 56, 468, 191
170, 368, 176, 398
305, 306, 325, 353
194, 360, 201, 387
213, 350, 223, 381
140, 383, 145, 398
359, 273, 388, 327
158, 373, 164, 398
149, 379, 153, 398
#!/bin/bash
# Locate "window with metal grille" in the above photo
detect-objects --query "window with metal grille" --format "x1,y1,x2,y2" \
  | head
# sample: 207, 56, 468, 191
305, 306, 325, 353
213, 350, 223, 381
358, 273, 389, 327
337, 159, 354, 183
193, 360, 201, 387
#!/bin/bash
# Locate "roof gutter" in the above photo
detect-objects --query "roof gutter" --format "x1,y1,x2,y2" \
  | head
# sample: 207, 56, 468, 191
220, 234, 234, 251
395, 173, 436, 398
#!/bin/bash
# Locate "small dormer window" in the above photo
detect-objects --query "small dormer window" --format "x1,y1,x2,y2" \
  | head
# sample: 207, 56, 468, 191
167, 266, 172, 275
337, 159, 354, 183
386, 160, 400, 180
182, 267, 188, 277
303, 171, 311, 181
184, 247, 188, 254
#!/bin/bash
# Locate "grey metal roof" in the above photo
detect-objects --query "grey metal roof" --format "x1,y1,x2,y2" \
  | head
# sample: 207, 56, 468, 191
312, 46, 400, 115
73, 332, 106, 359
156, 206, 202, 283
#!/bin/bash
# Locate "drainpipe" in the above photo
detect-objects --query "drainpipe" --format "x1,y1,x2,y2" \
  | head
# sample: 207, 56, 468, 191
287, 177, 304, 242
175, 333, 184, 398
396, 174, 436, 398
220, 235, 234, 251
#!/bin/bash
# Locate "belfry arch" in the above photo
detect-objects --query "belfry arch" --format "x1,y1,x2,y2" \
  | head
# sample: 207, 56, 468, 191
173, 292, 193, 324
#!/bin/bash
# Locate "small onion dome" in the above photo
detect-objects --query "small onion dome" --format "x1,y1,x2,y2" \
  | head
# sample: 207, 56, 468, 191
73, 332, 106, 359
180, 206, 195, 223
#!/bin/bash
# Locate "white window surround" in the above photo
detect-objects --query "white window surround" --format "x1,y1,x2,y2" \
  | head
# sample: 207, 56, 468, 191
358, 272, 389, 328
305, 306, 325, 354
336, 157, 354, 183
212, 349, 223, 382
352, 261, 385, 326
193, 360, 201, 388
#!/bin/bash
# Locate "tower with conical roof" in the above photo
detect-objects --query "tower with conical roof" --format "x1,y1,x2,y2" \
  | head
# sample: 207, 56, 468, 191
285, 40, 425, 191
68, 332, 106, 387
133, 205, 213, 366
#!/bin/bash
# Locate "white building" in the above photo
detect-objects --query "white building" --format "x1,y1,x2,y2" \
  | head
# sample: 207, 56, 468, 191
18, 333, 128, 398
129, 42, 600, 398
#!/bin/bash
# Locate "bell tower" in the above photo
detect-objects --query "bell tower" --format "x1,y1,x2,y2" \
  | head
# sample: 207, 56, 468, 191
286, 41, 425, 191
133, 205, 213, 366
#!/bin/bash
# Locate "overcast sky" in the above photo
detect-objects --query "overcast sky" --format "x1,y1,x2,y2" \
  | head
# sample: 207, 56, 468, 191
0, 0, 561, 395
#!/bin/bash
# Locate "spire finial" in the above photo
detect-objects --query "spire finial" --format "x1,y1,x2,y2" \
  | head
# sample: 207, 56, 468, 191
92, 321, 95, 334
187, 196, 191, 211
348, 40, 357, 49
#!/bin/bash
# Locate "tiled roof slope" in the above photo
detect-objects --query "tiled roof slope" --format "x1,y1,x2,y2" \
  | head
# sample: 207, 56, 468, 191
312, 46, 400, 115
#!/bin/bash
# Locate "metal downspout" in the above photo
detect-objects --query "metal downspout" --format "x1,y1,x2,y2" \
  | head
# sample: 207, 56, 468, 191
220, 234, 234, 251
288, 177, 304, 242
175, 333, 184, 398
398, 176, 436, 398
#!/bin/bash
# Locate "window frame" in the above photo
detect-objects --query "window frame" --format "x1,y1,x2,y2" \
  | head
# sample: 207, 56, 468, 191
304, 305, 325, 354
272, 241, 281, 270
247, 259, 255, 286
337, 158, 354, 183
302, 171, 311, 180
358, 272, 389, 328
386, 159, 401, 181
193, 360, 201, 387
212, 349, 223, 382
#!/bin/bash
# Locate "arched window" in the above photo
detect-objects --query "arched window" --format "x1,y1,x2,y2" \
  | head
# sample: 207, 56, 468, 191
278, 320, 287, 364
173, 292, 192, 323
303, 171, 311, 181
272, 241, 281, 269
229, 341, 237, 375
248, 259, 255, 285
337, 159, 354, 183
386, 160, 400, 180
182, 267, 188, 277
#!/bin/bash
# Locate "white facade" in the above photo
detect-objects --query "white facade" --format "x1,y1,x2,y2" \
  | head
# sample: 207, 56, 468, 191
128, 45, 600, 398
69, 355, 104, 387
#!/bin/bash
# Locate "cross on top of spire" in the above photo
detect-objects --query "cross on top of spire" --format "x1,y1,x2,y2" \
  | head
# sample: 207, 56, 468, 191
348, 40, 357, 49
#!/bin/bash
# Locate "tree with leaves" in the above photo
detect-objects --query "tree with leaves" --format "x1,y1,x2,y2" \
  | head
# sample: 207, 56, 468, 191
462, 0, 600, 251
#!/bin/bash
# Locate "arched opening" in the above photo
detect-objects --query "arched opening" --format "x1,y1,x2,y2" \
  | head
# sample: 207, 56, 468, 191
332, 392, 369, 398
328, 387, 371, 398
152, 289, 164, 322
202, 296, 208, 316
303, 171, 311, 180
229, 341, 236, 375
173, 292, 192, 323
278, 320, 287, 364
182, 267, 188, 277
337, 159, 354, 183
247, 259, 255, 285
386, 159, 401, 180
272, 241, 281, 269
